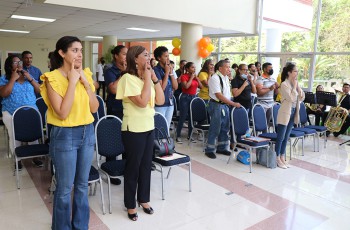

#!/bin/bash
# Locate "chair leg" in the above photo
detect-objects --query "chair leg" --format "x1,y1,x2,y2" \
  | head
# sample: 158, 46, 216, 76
249, 147, 252, 173
160, 165, 165, 200
166, 167, 172, 179
324, 132, 327, 148
188, 162, 192, 192
99, 177, 106, 215
289, 139, 292, 160
227, 143, 237, 164
302, 137, 305, 156
15, 157, 20, 189
107, 176, 112, 214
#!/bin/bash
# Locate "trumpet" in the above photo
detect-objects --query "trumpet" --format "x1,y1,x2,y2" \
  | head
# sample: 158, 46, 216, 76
325, 92, 349, 132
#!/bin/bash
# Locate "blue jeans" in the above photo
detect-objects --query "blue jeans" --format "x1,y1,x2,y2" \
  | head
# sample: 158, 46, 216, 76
50, 124, 95, 230
155, 105, 174, 131
205, 101, 230, 153
176, 94, 195, 138
275, 108, 295, 156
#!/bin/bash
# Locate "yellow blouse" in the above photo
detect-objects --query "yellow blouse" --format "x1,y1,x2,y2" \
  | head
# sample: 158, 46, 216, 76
198, 71, 210, 100
40, 68, 95, 127
116, 73, 155, 132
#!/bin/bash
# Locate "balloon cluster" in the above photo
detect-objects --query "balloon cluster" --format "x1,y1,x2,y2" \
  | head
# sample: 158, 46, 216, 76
198, 37, 215, 58
171, 38, 181, 56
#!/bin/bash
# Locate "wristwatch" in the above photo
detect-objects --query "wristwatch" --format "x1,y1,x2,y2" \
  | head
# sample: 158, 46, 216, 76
153, 80, 159, 85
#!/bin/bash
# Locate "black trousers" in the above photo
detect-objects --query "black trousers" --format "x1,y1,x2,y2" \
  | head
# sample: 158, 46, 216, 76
122, 129, 154, 209
96, 81, 106, 101
334, 115, 350, 135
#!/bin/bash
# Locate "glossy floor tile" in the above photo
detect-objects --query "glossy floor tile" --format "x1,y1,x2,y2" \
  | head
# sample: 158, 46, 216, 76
1, 128, 350, 229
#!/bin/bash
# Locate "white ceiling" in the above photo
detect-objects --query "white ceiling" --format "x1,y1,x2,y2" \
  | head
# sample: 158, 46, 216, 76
0, 0, 241, 41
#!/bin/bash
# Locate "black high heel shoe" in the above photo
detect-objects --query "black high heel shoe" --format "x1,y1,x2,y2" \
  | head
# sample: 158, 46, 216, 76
127, 210, 138, 221
138, 202, 154, 215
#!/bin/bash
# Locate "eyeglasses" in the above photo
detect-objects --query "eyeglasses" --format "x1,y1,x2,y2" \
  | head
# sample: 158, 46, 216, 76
12, 61, 23, 65
240, 69, 248, 71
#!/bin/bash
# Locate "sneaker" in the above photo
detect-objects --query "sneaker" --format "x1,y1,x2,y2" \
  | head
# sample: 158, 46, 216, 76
176, 137, 183, 144
205, 152, 216, 159
110, 178, 121, 185
15, 161, 23, 171
216, 150, 231, 156
187, 137, 197, 143
32, 158, 43, 168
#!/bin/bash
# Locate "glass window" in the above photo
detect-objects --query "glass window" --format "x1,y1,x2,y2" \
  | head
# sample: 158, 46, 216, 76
318, 0, 350, 52
312, 54, 350, 91
220, 37, 258, 52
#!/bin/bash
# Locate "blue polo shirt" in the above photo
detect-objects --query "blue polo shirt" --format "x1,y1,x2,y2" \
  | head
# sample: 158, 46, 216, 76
0, 76, 38, 115
23, 65, 42, 83
154, 63, 173, 107
104, 63, 123, 116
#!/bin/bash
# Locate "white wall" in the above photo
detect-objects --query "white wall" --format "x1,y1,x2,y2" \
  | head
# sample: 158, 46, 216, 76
0, 37, 56, 75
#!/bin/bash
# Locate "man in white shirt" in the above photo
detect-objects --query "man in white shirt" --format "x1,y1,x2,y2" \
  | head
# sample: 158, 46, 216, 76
205, 60, 241, 159
96, 57, 106, 100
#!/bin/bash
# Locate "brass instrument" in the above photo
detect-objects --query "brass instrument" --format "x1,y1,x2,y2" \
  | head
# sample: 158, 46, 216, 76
306, 103, 319, 112
325, 92, 349, 132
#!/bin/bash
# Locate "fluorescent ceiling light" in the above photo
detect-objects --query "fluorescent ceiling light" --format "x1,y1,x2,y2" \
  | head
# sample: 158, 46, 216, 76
126, 27, 159, 32
11, 15, 56, 22
85, 36, 103, 39
0, 29, 30, 33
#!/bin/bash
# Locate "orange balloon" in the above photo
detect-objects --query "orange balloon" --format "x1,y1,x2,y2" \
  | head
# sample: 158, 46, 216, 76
198, 47, 209, 58
172, 47, 181, 56
199, 37, 210, 48
204, 37, 211, 44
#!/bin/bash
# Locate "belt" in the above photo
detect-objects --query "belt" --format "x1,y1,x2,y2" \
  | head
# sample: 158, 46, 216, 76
210, 98, 226, 105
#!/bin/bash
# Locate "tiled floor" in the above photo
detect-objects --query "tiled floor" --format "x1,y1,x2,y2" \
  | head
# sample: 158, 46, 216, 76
1, 126, 350, 230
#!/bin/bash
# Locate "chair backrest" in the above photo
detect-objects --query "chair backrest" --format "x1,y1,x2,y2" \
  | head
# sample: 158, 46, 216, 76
231, 107, 249, 142
154, 112, 169, 138
12, 106, 44, 144
252, 104, 268, 135
36, 97, 48, 128
92, 112, 99, 128
95, 115, 124, 163
96, 95, 106, 118
272, 103, 281, 133
299, 102, 309, 125
189, 97, 208, 127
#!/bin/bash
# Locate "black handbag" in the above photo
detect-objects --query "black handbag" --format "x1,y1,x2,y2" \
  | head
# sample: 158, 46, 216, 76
154, 127, 175, 158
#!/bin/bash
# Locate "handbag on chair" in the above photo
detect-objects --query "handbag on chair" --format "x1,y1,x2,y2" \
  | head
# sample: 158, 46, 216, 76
154, 127, 175, 158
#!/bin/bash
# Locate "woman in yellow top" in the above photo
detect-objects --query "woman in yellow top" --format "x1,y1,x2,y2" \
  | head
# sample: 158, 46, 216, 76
198, 59, 214, 103
40, 36, 99, 230
116, 46, 164, 221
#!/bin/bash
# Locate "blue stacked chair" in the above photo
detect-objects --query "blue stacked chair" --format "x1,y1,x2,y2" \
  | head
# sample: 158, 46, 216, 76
228, 106, 270, 173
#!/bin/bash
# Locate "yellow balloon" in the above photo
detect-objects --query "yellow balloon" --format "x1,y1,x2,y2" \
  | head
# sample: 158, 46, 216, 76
206, 43, 215, 52
172, 38, 181, 48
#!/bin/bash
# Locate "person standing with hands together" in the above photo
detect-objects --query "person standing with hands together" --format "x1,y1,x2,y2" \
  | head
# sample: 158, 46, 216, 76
176, 62, 203, 144
116, 46, 164, 221
231, 64, 256, 115
275, 63, 304, 169
40, 36, 99, 230
153, 46, 178, 129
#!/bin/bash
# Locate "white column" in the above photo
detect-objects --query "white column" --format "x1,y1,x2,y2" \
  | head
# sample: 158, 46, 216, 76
181, 23, 203, 74
265, 29, 282, 79
82, 41, 91, 69
102, 36, 118, 56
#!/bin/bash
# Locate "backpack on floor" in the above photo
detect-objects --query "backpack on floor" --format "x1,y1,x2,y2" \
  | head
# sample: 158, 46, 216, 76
237, 151, 250, 165
256, 147, 276, 169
